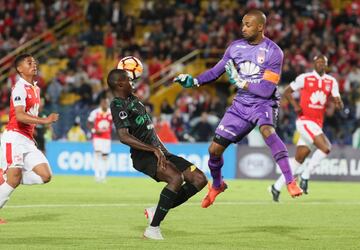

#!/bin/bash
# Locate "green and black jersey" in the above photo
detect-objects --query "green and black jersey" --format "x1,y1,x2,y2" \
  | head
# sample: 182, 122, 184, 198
110, 95, 162, 154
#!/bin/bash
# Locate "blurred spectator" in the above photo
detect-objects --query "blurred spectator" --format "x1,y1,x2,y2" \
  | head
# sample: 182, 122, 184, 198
0, 0, 359, 145
190, 112, 213, 142
276, 115, 295, 144
108, 1, 123, 32
171, 109, 190, 142
67, 116, 87, 142
0, 84, 10, 111
86, 0, 104, 28
154, 116, 178, 143
34, 98, 52, 153
104, 25, 117, 59
160, 99, 174, 115
209, 95, 226, 118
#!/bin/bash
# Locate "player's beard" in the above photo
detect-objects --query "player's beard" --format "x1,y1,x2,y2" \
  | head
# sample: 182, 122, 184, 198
244, 33, 257, 43
316, 69, 325, 76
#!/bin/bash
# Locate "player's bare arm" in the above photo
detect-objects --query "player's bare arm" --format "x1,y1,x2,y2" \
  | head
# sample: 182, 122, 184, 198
14, 106, 59, 125
87, 121, 101, 135
117, 128, 167, 169
334, 96, 344, 110
156, 140, 170, 155
283, 85, 302, 114
86, 121, 94, 132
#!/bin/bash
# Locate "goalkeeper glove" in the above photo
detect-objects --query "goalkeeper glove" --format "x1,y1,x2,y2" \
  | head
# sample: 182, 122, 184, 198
174, 74, 199, 88
225, 60, 247, 89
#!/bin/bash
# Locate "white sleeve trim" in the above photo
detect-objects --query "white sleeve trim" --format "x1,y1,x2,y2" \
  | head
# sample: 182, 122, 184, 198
87, 109, 96, 122
12, 84, 27, 107
289, 73, 305, 91
330, 76, 340, 97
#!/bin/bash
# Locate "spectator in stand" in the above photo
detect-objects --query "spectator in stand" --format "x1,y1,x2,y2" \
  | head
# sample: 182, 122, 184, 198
0, 84, 10, 111
67, 116, 87, 142
170, 109, 189, 142
0, 0, 359, 147
108, 1, 123, 33
86, 0, 104, 28
160, 99, 174, 115
89, 25, 104, 46
104, 25, 117, 60
154, 116, 178, 143
209, 95, 226, 118
191, 112, 214, 142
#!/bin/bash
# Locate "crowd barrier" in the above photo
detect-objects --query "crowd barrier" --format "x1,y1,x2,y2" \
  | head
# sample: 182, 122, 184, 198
46, 142, 360, 181
46, 141, 236, 178
237, 145, 360, 181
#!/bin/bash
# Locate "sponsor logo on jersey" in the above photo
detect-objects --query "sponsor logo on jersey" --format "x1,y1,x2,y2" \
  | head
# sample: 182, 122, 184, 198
217, 124, 236, 136
119, 111, 128, 119
309, 90, 327, 109
98, 120, 110, 130
239, 61, 260, 76
14, 96, 21, 101
325, 84, 331, 92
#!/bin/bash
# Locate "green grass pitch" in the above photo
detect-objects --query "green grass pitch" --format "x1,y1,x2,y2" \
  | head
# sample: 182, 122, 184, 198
0, 176, 359, 250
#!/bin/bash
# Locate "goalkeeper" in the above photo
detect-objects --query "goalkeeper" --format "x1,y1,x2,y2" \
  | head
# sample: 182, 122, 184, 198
175, 9, 303, 208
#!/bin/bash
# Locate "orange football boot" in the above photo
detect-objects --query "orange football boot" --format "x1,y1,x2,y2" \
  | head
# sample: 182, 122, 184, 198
201, 181, 227, 208
287, 179, 303, 198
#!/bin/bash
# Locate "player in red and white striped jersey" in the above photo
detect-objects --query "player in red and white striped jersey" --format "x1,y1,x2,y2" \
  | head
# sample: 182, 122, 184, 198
0, 54, 59, 223
270, 55, 343, 201
87, 96, 112, 182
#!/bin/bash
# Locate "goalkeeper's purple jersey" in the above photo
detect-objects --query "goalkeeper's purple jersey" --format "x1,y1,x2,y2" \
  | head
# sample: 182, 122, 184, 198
197, 37, 283, 106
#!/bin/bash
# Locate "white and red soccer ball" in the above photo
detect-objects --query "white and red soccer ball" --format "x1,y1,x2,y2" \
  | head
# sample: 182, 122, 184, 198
117, 56, 143, 80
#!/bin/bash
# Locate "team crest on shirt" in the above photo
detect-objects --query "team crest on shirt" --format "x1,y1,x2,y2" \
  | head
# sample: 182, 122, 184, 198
325, 84, 331, 92
257, 50, 266, 64
14, 154, 23, 164
119, 111, 128, 119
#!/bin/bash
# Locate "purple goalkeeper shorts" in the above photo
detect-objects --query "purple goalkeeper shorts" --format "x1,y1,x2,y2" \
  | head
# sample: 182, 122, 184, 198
215, 100, 278, 143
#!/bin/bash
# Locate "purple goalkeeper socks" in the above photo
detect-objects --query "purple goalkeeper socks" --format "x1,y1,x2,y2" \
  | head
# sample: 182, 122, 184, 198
208, 155, 224, 188
265, 133, 294, 184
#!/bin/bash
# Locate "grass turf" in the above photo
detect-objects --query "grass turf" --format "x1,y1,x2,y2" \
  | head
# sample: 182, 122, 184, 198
0, 176, 359, 250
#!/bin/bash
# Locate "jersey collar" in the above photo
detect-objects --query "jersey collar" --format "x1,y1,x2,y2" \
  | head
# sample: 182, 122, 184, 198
17, 76, 38, 87
312, 70, 326, 79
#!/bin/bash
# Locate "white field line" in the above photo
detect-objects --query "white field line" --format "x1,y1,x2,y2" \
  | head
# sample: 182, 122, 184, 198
5, 201, 360, 209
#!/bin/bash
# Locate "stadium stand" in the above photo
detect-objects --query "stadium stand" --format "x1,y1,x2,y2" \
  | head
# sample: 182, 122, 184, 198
0, 0, 359, 146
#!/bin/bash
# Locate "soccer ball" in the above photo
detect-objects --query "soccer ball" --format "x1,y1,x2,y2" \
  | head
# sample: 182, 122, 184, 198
117, 56, 143, 80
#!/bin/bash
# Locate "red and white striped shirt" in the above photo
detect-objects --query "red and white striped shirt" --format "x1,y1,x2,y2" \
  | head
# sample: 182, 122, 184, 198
6, 77, 40, 139
290, 70, 340, 127
88, 107, 112, 139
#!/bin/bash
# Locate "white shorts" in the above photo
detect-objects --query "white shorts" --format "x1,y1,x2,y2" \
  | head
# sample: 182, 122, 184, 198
296, 119, 323, 148
93, 138, 111, 154
1, 131, 49, 171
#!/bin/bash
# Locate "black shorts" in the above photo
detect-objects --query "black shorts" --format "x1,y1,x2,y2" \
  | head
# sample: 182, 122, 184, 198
131, 151, 193, 181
